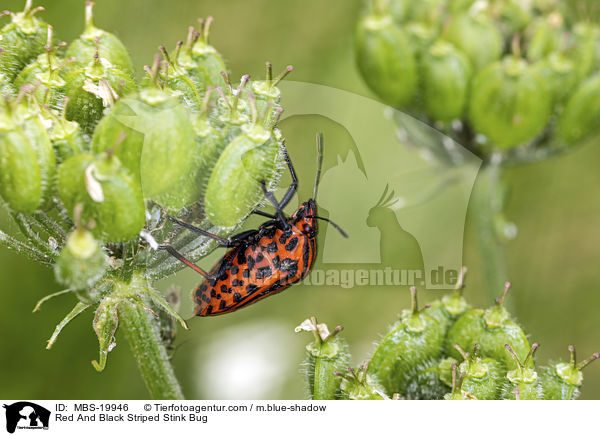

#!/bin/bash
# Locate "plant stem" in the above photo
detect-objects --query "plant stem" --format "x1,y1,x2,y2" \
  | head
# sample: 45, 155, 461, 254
118, 298, 185, 400
470, 162, 511, 307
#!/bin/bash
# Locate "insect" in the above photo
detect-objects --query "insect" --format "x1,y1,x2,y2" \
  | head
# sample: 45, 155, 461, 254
158, 133, 347, 316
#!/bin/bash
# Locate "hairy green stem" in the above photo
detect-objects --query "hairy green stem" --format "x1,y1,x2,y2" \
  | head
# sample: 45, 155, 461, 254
470, 162, 511, 308
119, 298, 185, 400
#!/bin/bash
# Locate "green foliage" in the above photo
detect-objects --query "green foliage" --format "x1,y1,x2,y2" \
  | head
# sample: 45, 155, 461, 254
0, 0, 293, 399
356, 0, 600, 154
299, 283, 599, 400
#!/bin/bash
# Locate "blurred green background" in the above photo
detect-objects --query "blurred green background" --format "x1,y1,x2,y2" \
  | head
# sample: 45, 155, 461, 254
0, 0, 598, 400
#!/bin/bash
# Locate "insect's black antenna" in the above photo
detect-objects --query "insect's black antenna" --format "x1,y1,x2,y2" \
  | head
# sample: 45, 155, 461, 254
313, 133, 324, 202
306, 215, 348, 238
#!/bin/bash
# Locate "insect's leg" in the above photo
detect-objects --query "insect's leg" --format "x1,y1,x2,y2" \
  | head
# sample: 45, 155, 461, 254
260, 181, 290, 229
158, 245, 216, 279
277, 145, 298, 209
168, 216, 258, 247
252, 210, 276, 219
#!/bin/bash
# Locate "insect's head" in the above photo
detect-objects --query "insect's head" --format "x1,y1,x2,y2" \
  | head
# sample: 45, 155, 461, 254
292, 199, 318, 237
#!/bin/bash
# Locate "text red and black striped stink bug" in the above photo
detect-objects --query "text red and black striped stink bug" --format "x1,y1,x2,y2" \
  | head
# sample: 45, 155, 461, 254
159, 134, 347, 316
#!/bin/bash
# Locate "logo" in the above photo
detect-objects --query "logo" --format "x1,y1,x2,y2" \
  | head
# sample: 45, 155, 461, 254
3, 402, 50, 433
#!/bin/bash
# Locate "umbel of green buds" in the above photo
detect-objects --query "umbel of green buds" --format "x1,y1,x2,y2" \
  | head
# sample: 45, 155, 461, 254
296, 317, 350, 400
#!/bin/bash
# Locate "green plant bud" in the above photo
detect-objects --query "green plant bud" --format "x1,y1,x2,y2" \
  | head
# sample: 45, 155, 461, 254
65, 1, 135, 78
446, 283, 531, 371
385, 0, 411, 24
443, 13, 503, 72
251, 62, 293, 118
213, 74, 251, 142
174, 92, 226, 207
426, 267, 471, 334
555, 74, 600, 145
19, 111, 56, 204
13, 26, 67, 109
526, 13, 565, 61
501, 343, 542, 400
190, 17, 227, 89
204, 118, 281, 227
62, 55, 137, 135
45, 99, 87, 163
469, 57, 551, 149
0, 122, 42, 213
405, 22, 439, 58
532, 53, 577, 105
152, 44, 204, 111
339, 362, 388, 400
369, 287, 445, 395
91, 87, 197, 209
355, 13, 417, 108
438, 356, 458, 387
409, 0, 446, 25
0, 0, 48, 80
91, 293, 120, 371
540, 346, 599, 400
491, 0, 533, 36
296, 317, 350, 400
0, 97, 56, 213
443, 364, 476, 400
54, 226, 107, 290
403, 359, 451, 399
57, 152, 145, 242
454, 344, 504, 400
568, 22, 599, 80
420, 40, 472, 122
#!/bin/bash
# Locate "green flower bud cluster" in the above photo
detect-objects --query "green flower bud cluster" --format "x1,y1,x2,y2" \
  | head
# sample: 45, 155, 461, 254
355, 0, 600, 156
298, 273, 598, 400
1, 1, 292, 372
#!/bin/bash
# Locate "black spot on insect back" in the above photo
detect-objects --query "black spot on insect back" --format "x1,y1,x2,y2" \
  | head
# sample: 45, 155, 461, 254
243, 269, 250, 278
256, 266, 272, 279
219, 300, 227, 310
280, 258, 298, 276
232, 278, 240, 286
221, 284, 227, 292
279, 230, 292, 244
247, 255, 255, 270
231, 265, 239, 274
267, 241, 278, 253
256, 252, 264, 262
210, 289, 216, 297
233, 292, 242, 303
285, 237, 298, 251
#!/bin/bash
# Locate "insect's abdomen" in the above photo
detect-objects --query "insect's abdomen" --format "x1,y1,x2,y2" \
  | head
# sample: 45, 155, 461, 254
194, 227, 316, 316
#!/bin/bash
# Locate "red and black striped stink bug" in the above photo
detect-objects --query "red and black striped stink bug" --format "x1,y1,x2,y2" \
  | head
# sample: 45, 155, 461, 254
159, 134, 347, 316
